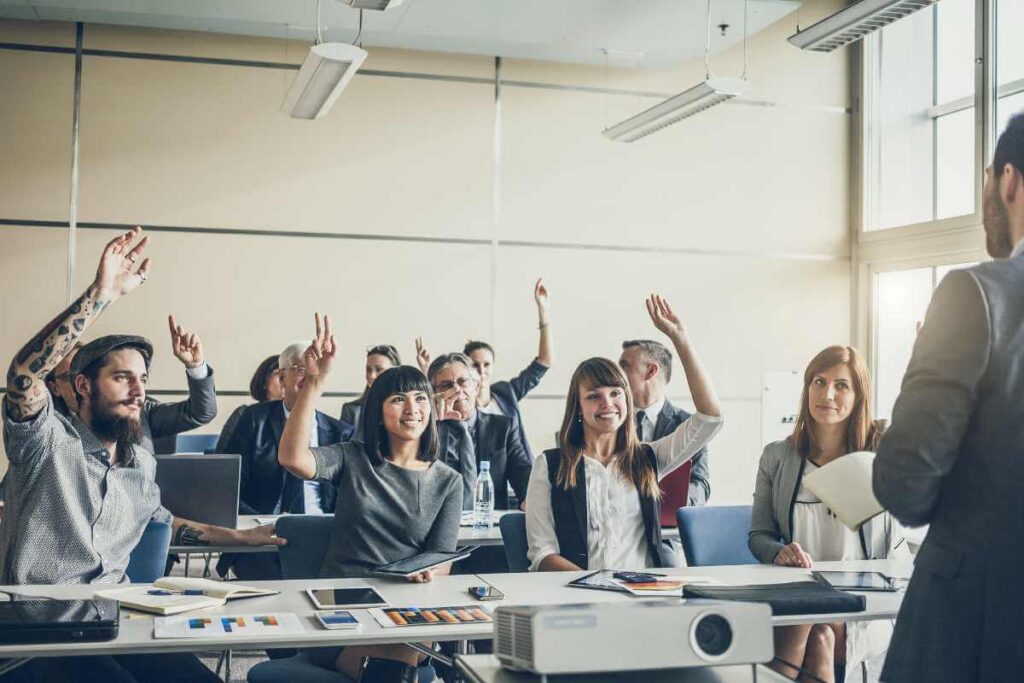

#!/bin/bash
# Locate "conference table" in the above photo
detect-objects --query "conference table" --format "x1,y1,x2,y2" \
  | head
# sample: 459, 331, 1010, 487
455, 655, 793, 683
0, 559, 911, 673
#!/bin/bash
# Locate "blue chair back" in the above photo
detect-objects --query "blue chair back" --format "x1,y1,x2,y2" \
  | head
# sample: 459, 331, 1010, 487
174, 433, 219, 453
676, 505, 758, 566
276, 515, 334, 579
127, 520, 172, 583
499, 512, 530, 573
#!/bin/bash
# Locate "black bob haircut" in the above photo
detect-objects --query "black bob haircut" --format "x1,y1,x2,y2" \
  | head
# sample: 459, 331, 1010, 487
359, 366, 440, 466
248, 355, 280, 402
994, 111, 1024, 178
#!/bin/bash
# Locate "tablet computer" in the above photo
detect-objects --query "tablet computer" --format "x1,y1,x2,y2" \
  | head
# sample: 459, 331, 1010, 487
812, 571, 899, 592
306, 587, 388, 610
369, 547, 478, 579
566, 570, 631, 594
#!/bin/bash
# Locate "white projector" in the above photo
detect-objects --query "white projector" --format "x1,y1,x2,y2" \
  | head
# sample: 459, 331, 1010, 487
494, 601, 773, 675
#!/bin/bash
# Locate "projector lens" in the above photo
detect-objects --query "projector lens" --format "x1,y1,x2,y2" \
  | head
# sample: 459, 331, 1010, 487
694, 614, 733, 657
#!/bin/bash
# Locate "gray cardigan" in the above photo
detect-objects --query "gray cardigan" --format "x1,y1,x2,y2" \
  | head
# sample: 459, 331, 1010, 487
749, 439, 903, 564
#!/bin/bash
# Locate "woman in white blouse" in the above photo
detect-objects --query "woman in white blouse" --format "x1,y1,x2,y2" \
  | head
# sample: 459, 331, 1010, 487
749, 346, 904, 683
525, 294, 723, 572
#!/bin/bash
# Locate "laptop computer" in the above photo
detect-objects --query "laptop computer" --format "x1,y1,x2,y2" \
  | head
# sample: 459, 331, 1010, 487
0, 598, 119, 644
658, 460, 692, 527
155, 454, 241, 529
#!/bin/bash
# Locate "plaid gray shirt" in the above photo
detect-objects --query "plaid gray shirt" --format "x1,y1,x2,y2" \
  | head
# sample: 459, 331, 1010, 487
0, 396, 172, 585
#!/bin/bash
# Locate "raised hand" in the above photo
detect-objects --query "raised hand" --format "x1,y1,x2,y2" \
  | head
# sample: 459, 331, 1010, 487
534, 278, 550, 314
646, 294, 687, 343
303, 313, 337, 382
95, 226, 151, 299
168, 315, 204, 369
415, 336, 432, 375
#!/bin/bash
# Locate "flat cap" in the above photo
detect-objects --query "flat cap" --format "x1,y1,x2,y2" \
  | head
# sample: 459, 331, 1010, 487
71, 335, 154, 375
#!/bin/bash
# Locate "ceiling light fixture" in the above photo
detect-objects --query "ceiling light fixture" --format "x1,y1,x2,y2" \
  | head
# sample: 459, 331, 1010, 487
281, 1, 368, 119
603, 0, 749, 142
341, 0, 404, 9
788, 0, 938, 52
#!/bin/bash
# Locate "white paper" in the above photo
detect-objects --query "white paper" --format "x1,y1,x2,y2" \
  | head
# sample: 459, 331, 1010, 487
802, 451, 884, 530
612, 575, 722, 597
154, 612, 305, 639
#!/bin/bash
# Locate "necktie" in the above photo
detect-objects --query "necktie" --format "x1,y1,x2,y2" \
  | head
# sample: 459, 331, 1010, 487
636, 411, 647, 442
451, 422, 477, 510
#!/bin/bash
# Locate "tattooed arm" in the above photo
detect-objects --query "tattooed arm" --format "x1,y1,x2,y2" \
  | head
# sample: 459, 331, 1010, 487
170, 517, 287, 548
4, 227, 151, 422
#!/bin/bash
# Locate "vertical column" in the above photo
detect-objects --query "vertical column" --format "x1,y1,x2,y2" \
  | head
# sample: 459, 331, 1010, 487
66, 22, 83, 304
489, 56, 502, 340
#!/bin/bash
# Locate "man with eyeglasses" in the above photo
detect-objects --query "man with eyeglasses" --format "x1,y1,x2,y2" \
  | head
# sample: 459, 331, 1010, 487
220, 341, 353, 580
428, 353, 531, 513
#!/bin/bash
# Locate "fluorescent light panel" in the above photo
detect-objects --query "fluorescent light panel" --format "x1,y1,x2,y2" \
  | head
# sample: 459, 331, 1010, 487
788, 0, 938, 52
281, 42, 368, 120
342, 0, 405, 8
603, 77, 749, 143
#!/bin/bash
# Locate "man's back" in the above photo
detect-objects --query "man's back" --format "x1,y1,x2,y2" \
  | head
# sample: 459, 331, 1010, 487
874, 256, 1024, 681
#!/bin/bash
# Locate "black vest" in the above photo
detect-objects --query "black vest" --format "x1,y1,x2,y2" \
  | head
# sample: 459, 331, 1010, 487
543, 447, 666, 570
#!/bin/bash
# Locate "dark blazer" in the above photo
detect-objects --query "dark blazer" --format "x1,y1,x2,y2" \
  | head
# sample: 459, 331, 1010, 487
651, 399, 711, 506
215, 403, 249, 454
339, 400, 363, 441
873, 261, 1024, 682
543, 447, 667, 570
437, 411, 531, 510
143, 367, 219, 454
224, 400, 353, 515
490, 359, 548, 461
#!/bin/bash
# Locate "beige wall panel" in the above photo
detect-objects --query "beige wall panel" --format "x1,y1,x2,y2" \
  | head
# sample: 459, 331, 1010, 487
0, 50, 74, 220
76, 57, 493, 239
491, 246, 849, 401
0, 18, 75, 45
500, 87, 849, 256
0, 225, 69, 472
71, 228, 492, 394
84, 24, 493, 78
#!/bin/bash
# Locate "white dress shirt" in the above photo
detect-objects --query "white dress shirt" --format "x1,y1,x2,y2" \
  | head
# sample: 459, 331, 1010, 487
281, 404, 326, 515
635, 397, 666, 442
525, 411, 723, 571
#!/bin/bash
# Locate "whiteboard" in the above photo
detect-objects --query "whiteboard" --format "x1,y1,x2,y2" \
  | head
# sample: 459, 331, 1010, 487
762, 370, 802, 448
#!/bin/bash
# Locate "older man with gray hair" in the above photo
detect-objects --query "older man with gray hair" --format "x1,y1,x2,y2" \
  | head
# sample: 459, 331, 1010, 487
219, 341, 353, 580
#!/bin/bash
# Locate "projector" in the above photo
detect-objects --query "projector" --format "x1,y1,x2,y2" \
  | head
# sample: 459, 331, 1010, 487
494, 601, 773, 675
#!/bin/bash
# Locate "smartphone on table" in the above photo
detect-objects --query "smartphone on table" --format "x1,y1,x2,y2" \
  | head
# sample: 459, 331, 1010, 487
315, 610, 361, 630
468, 585, 504, 601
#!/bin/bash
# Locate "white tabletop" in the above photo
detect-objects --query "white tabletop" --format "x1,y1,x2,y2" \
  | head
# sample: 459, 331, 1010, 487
0, 559, 911, 659
456, 655, 792, 683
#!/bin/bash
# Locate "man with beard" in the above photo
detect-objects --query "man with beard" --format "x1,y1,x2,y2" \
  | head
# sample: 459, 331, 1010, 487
1, 226, 283, 682
872, 111, 1024, 682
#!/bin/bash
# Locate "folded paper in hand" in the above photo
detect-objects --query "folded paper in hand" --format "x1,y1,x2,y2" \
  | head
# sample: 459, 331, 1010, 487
802, 451, 883, 531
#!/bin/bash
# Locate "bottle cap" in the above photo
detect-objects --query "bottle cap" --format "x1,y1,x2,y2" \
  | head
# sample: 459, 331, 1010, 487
480, 460, 491, 472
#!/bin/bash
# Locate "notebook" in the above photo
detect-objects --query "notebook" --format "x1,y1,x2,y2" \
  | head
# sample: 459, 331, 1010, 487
802, 451, 884, 530
96, 577, 278, 615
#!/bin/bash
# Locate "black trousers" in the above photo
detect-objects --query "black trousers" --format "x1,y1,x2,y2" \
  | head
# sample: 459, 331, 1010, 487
3, 653, 220, 682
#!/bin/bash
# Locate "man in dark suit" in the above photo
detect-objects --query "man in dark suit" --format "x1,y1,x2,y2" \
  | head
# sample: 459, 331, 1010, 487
219, 342, 352, 581
428, 353, 531, 511
873, 112, 1024, 682
619, 339, 710, 506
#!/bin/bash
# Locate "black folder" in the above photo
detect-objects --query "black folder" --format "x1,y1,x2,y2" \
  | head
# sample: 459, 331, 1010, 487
682, 580, 866, 616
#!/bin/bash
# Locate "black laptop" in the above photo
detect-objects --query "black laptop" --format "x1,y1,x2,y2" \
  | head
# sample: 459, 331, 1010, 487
155, 454, 241, 529
0, 598, 119, 644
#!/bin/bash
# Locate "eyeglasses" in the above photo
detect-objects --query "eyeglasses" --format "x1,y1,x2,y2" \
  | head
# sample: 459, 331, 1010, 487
285, 365, 307, 377
433, 377, 476, 393
53, 372, 74, 383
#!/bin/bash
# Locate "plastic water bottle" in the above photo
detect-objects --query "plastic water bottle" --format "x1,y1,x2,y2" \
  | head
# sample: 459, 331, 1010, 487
473, 461, 494, 530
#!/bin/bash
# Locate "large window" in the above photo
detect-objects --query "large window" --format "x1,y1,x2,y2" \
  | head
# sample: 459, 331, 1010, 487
873, 261, 979, 420
996, 0, 1024, 135
865, 0, 977, 231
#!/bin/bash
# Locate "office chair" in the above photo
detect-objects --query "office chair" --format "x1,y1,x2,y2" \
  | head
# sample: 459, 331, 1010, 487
676, 505, 758, 566
126, 520, 172, 583
174, 433, 219, 453
498, 512, 530, 573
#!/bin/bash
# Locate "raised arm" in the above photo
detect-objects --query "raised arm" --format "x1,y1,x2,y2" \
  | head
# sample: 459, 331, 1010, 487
646, 294, 721, 418
5, 227, 150, 422
534, 278, 553, 368
414, 337, 431, 375
279, 313, 335, 480
146, 315, 217, 437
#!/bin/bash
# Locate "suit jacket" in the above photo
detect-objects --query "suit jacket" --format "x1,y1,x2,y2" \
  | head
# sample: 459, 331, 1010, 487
651, 399, 711, 506
142, 367, 219, 455
873, 261, 1024, 682
437, 411, 531, 510
224, 400, 352, 515
490, 359, 549, 462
